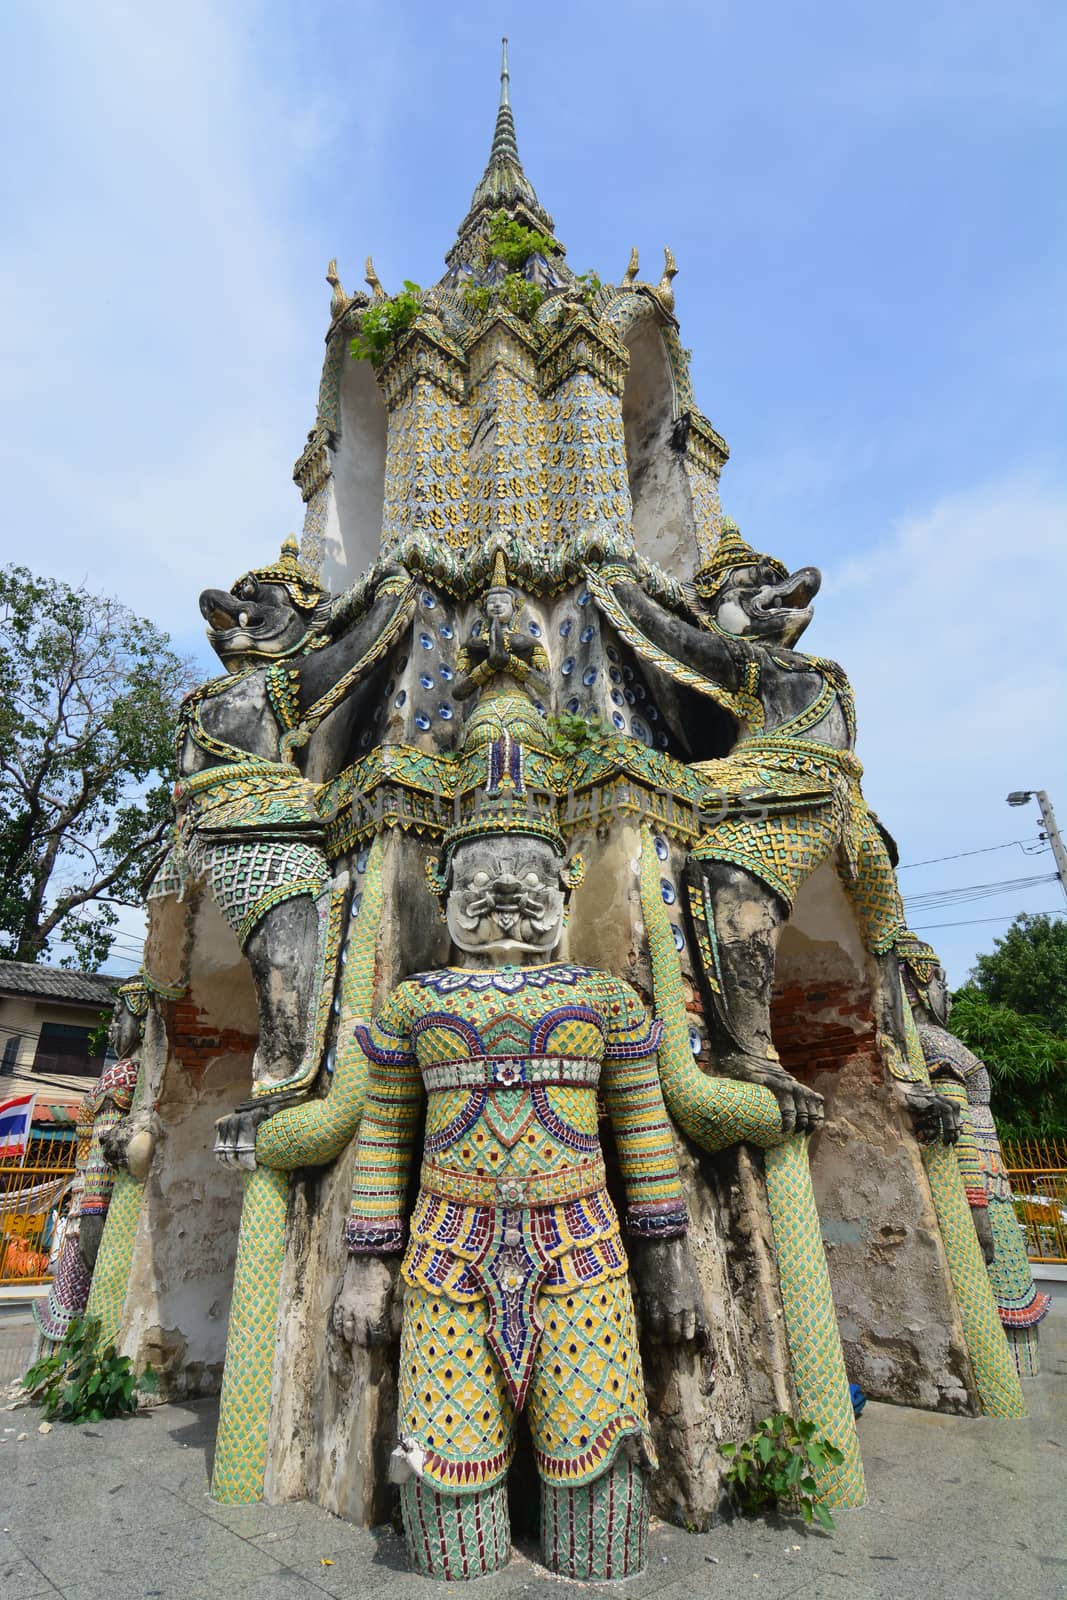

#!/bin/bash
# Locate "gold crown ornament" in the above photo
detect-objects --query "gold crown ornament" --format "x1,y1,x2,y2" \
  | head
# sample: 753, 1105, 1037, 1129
693, 519, 788, 602
894, 930, 942, 994
116, 977, 150, 1017
233, 536, 327, 614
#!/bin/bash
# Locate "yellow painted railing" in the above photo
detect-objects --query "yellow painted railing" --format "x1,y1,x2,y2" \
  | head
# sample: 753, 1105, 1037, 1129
0, 1139, 77, 1285
1003, 1139, 1067, 1264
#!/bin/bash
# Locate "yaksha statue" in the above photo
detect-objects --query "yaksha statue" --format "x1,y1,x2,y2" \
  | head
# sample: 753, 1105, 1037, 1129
897, 930, 1052, 1376
590, 524, 959, 1144
159, 537, 414, 1090
335, 803, 707, 1582
32, 979, 149, 1351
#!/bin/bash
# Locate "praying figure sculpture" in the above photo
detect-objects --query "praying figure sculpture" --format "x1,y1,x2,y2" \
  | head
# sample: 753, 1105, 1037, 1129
453, 549, 551, 756
897, 931, 1052, 1377
32, 980, 149, 1352
333, 801, 707, 1582
589, 527, 959, 1145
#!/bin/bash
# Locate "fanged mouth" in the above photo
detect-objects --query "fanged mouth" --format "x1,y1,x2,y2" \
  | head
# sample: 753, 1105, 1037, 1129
749, 567, 821, 622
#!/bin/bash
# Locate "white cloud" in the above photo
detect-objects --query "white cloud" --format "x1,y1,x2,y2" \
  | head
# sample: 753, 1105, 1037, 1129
814, 471, 1067, 981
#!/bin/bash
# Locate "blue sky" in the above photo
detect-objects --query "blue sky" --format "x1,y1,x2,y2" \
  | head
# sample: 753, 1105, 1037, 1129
1, 1, 1065, 981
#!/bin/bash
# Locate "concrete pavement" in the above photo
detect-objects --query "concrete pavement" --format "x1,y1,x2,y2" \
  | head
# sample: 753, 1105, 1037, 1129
2, 1303, 1065, 1600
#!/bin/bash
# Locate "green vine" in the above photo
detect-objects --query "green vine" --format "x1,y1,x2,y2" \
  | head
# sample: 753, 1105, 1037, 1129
22, 1314, 158, 1424
349, 281, 423, 368
720, 1413, 843, 1531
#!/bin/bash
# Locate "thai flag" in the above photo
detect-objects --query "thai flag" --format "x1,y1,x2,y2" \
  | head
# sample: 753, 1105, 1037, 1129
0, 1093, 37, 1159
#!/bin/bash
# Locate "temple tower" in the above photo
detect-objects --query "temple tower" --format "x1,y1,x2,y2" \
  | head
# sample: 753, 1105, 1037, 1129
87, 42, 1025, 1545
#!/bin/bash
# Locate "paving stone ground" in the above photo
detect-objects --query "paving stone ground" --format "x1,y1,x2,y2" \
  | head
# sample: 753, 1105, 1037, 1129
2, 1301, 1065, 1600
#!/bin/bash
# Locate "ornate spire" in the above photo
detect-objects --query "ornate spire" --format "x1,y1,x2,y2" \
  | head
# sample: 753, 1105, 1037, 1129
447, 39, 557, 267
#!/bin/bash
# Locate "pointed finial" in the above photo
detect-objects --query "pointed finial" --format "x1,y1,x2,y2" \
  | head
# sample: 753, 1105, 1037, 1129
365, 256, 386, 301
488, 548, 509, 591
281, 534, 301, 564
500, 37, 510, 108
621, 247, 639, 288
653, 247, 678, 314
326, 258, 347, 317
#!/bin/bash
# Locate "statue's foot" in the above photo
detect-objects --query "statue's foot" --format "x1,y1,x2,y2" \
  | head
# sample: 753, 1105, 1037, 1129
719, 1051, 825, 1137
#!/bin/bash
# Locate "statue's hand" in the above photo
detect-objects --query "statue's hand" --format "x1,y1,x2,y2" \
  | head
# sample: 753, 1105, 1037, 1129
101, 1108, 162, 1180
213, 1102, 277, 1171
721, 1053, 824, 1137
900, 1085, 961, 1146
972, 1203, 996, 1267
630, 1237, 712, 1350
333, 1255, 404, 1347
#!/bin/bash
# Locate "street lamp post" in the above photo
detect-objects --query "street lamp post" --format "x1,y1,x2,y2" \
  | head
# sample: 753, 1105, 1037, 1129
1006, 789, 1067, 906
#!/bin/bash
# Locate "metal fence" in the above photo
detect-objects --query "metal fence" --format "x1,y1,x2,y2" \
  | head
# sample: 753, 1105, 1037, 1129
1004, 1137, 1067, 1265
0, 1136, 77, 1285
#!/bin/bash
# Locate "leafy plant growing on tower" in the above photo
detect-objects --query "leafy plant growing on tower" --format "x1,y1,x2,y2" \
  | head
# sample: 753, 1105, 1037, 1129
349, 282, 423, 367
463, 275, 545, 324
485, 210, 558, 270
543, 711, 609, 760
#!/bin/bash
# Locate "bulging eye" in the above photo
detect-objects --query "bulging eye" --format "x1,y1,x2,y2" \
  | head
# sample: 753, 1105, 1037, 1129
470, 871, 490, 887
233, 576, 257, 601
524, 872, 541, 887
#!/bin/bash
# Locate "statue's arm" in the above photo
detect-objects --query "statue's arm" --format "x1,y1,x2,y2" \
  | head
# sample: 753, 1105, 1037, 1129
595, 575, 746, 693
292, 573, 417, 720
334, 998, 423, 1345
601, 985, 711, 1347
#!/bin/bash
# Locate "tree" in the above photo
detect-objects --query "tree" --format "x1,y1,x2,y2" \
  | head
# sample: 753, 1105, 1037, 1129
948, 987, 1067, 1141
0, 565, 197, 970
969, 912, 1067, 1036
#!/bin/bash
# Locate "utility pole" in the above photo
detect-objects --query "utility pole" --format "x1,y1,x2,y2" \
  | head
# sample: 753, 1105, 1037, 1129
1007, 788, 1067, 906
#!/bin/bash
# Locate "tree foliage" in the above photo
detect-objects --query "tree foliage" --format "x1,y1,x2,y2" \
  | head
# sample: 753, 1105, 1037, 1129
0, 564, 196, 969
969, 912, 1067, 1036
949, 987, 1067, 1141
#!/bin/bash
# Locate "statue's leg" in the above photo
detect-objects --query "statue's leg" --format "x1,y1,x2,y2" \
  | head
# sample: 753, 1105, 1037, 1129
686, 855, 824, 1134
393, 1284, 515, 1579
196, 836, 332, 1085
398, 1477, 510, 1581
528, 1270, 653, 1580
686, 858, 787, 1068
243, 894, 322, 1083
540, 1453, 648, 1581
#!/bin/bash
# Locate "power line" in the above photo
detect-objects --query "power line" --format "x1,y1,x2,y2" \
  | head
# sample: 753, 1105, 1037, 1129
903, 872, 1059, 910
912, 910, 1067, 931
897, 839, 1044, 870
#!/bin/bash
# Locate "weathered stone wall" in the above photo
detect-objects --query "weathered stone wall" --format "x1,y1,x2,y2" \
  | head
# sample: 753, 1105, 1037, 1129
118, 895, 257, 1401
774, 863, 976, 1413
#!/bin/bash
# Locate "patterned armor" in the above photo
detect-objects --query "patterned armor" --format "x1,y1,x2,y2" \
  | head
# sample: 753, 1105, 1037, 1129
919, 1020, 1051, 1376
345, 960, 687, 1579
32, 1057, 140, 1347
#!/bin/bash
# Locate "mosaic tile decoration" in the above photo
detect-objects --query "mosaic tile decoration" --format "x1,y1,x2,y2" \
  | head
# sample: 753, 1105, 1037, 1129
210, 833, 388, 1502
900, 988, 1027, 1418
638, 827, 865, 1507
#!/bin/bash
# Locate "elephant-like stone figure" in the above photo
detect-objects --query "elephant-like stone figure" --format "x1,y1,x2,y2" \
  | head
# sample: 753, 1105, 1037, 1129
590, 526, 960, 1146
159, 537, 415, 1098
